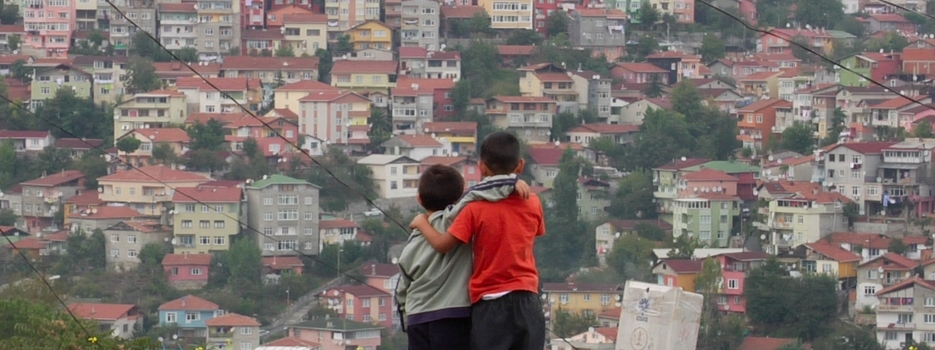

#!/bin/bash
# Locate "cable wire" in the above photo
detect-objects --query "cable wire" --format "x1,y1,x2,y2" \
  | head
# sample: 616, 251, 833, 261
0, 228, 100, 348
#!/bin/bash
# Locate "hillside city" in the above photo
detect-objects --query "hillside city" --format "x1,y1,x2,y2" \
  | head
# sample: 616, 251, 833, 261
6, 0, 935, 347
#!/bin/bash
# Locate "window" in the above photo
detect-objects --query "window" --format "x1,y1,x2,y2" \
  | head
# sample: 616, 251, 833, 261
191, 268, 203, 275
214, 236, 225, 245
165, 312, 177, 323
214, 220, 225, 228
185, 312, 199, 322
727, 279, 738, 289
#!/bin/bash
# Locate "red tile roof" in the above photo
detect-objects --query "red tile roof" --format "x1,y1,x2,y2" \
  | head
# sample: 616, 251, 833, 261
527, 147, 564, 166
98, 165, 210, 183
64, 191, 102, 205
806, 242, 860, 262
68, 303, 137, 321
680, 168, 737, 181
162, 253, 212, 266
658, 259, 704, 273
331, 60, 397, 74
172, 186, 242, 203
21, 170, 85, 187
175, 77, 261, 91
423, 121, 477, 134
568, 123, 639, 134
654, 158, 710, 171
282, 13, 328, 23
441, 5, 485, 18
319, 218, 358, 229
205, 313, 261, 326
542, 282, 620, 292
497, 45, 536, 56
737, 337, 798, 350
128, 128, 190, 143
222, 56, 319, 70
67, 206, 148, 219
615, 62, 668, 73
831, 142, 897, 155
159, 295, 220, 311
359, 262, 399, 277
262, 256, 304, 269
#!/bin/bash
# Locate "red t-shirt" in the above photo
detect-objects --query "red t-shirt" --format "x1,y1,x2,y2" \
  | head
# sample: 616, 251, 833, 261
448, 193, 545, 304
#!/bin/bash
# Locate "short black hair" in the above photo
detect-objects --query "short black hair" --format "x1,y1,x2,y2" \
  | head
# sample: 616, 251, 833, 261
480, 131, 521, 174
418, 164, 465, 212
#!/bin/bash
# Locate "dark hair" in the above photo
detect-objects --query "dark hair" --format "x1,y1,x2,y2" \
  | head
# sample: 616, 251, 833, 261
418, 164, 465, 211
480, 131, 521, 174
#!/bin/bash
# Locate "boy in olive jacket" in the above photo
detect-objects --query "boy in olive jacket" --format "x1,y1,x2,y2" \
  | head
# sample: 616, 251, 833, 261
395, 164, 527, 350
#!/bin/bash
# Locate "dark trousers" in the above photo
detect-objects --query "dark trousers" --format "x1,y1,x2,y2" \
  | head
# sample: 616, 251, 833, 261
407, 317, 472, 350
470, 291, 545, 350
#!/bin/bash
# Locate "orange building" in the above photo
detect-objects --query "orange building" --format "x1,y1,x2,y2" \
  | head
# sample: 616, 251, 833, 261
736, 99, 792, 150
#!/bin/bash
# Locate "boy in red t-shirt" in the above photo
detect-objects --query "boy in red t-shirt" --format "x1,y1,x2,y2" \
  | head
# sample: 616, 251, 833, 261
410, 131, 546, 350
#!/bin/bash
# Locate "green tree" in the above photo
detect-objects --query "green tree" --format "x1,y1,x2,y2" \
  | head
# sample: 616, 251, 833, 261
914, 120, 934, 138
6, 33, 19, 51
187, 119, 226, 151
174, 47, 199, 63
607, 170, 657, 219
333, 35, 354, 56
639, 1, 660, 28
888, 237, 907, 255
642, 74, 664, 97
123, 57, 162, 94
546, 10, 569, 37
116, 137, 142, 156
0, 209, 16, 226
781, 122, 816, 155
315, 48, 333, 83
506, 29, 543, 45
275, 45, 296, 57
699, 34, 726, 64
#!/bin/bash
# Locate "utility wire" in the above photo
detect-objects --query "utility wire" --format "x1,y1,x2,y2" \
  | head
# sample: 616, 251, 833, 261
0, 228, 100, 348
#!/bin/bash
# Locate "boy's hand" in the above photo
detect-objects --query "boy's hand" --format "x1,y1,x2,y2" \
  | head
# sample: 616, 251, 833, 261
409, 214, 429, 230
516, 179, 532, 199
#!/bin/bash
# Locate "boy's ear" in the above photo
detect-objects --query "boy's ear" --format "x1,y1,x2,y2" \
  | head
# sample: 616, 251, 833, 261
513, 158, 525, 175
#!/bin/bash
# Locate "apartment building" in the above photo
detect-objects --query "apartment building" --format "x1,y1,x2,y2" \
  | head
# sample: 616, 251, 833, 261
320, 285, 393, 329
856, 253, 919, 312
22, 0, 77, 57
104, 220, 172, 271
244, 175, 321, 256
875, 278, 935, 350
176, 77, 264, 114
569, 9, 627, 62
221, 56, 319, 85
357, 155, 420, 198
478, 0, 533, 30
30, 64, 92, 109
113, 90, 189, 140
297, 90, 372, 148
323, 0, 381, 34
485, 96, 556, 144
281, 13, 328, 55
171, 186, 243, 255
108, 0, 157, 54
346, 20, 392, 51
97, 166, 212, 215
193, 0, 241, 54
20, 170, 85, 231
671, 168, 740, 247
399, 0, 440, 50
398, 47, 460, 80
72, 56, 128, 105
330, 59, 398, 94
157, 3, 199, 51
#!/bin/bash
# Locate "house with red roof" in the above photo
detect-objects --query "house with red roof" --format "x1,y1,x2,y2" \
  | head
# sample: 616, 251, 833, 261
18, 170, 85, 232
171, 186, 243, 255
97, 165, 212, 216
175, 77, 264, 114
205, 313, 262, 350
0, 130, 54, 154
390, 77, 457, 129
420, 156, 481, 187
221, 56, 320, 85
566, 123, 640, 148
857, 252, 920, 311
320, 285, 393, 329
485, 96, 557, 144
158, 295, 223, 340
115, 128, 190, 167
610, 62, 668, 84
104, 220, 172, 272
652, 259, 704, 292
68, 303, 142, 340
423, 121, 478, 155
163, 253, 212, 290
330, 59, 398, 94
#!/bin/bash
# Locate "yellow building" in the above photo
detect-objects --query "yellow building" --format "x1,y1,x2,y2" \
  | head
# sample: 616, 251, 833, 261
346, 20, 393, 51
330, 59, 398, 94
477, 0, 533, 30
281, 14, 329, 55
97, 166, 212, 216
541, 282, 622, 317
273, 79, 341, 114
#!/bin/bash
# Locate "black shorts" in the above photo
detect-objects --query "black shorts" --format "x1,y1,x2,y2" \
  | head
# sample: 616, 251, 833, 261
407, 317, 471, 350
470, 291, 545, 350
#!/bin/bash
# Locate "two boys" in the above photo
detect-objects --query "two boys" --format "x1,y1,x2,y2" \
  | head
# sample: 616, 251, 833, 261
395, 132, 546, 350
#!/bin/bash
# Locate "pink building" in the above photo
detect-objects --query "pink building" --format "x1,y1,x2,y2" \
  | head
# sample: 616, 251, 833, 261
288, 319, 382, 350
23, 0, 77, 57
319, 285, 393, 329
714, 252, 770, 313
162, 253, 212, 290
